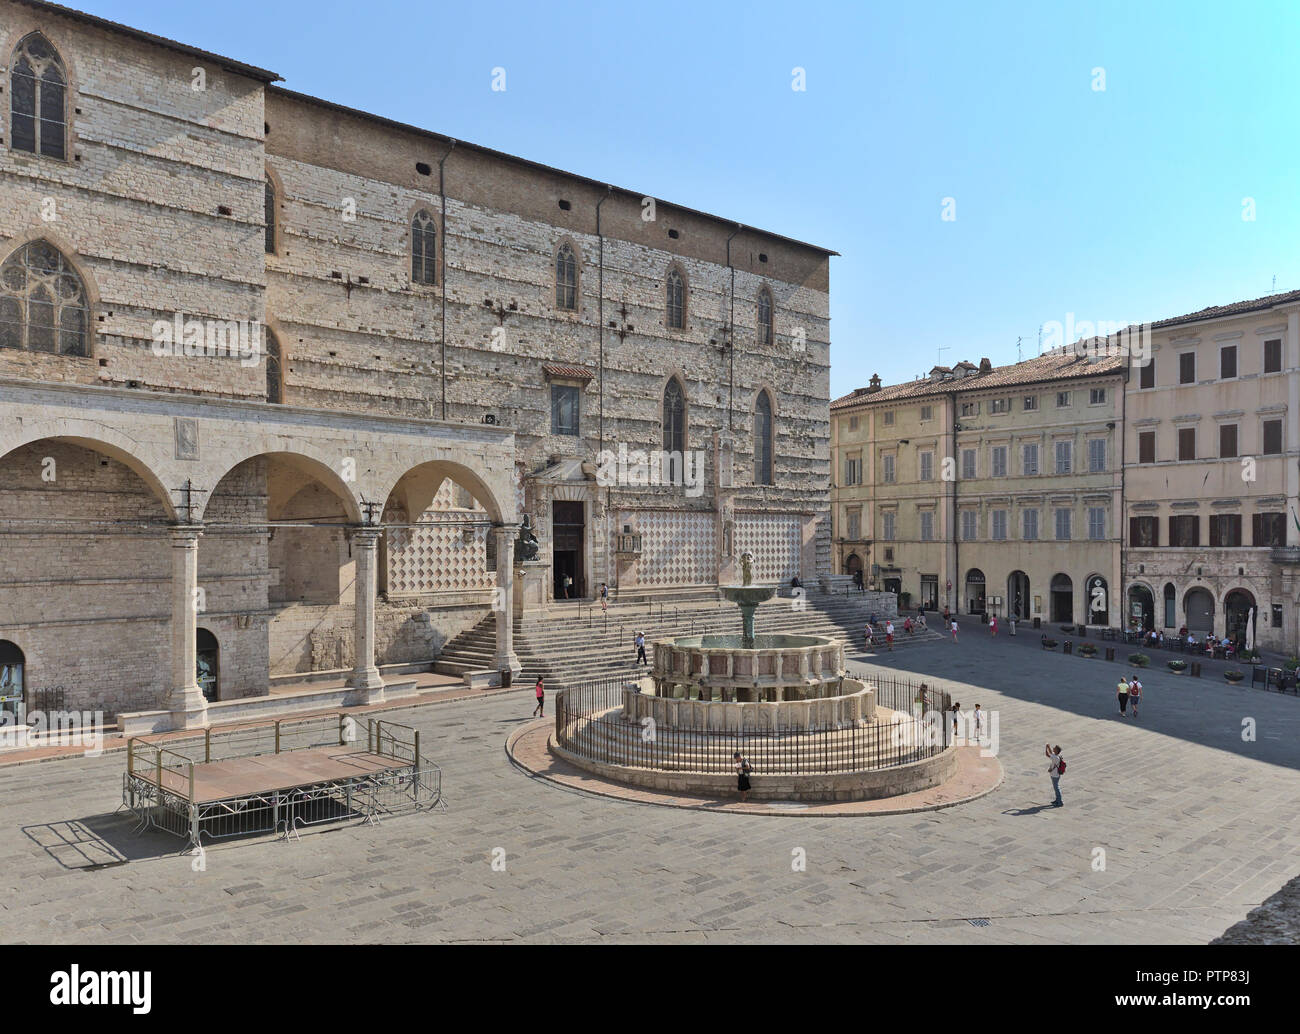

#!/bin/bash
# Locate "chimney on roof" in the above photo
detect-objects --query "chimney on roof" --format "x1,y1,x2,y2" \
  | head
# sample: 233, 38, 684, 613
979, 357, 992, 373
867, 373, 882, 393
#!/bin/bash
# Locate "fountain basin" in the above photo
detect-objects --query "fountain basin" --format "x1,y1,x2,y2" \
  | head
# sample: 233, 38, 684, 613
652, 632, 846, 702
624, 681, 875, 732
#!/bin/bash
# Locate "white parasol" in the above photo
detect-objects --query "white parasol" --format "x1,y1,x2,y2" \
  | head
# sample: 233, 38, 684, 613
1245, 607, 1256, 653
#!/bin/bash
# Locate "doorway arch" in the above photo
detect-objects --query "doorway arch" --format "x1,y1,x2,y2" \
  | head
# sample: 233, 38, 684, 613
1085, 574, 1109, 626
1184, 587, 1215, 633
196, 628, 219, 702
964, 568, 986, 615
0, 640, 24, 722
844, 553, 862, 578
1050, 574, 1074, 623
1224, 589, 1257, 645
1163, 583, 1177, 628
1127, 583, 1155, 631
1007, 571, 1030, 620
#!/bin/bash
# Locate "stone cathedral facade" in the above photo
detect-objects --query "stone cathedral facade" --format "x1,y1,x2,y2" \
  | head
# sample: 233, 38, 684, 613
0, 0, 833, 725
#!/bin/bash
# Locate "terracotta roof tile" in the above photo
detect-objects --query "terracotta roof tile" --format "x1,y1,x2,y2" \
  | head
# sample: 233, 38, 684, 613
542, 364, 596, 382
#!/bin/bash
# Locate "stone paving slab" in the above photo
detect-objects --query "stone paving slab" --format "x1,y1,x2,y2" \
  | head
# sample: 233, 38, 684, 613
0, 626, 1296, 944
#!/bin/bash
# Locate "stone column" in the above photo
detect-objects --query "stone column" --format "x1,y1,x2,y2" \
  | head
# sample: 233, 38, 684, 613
493, 526, 522, 678
347, 526, 385, 703
167, 525, 208, 729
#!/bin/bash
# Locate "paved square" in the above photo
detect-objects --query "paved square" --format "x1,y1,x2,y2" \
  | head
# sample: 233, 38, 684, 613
1, 627, 1297, 944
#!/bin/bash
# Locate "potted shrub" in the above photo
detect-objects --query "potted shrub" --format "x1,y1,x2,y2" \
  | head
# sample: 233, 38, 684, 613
1224, 669, 1244, 684
1285, 656, 1300, 673
1042, 638, 1059, 650
1128, 653, 1151, 668
1060, 624, 1075, 634
1167, 659, 1187, 674
1078, 643, 1097, 658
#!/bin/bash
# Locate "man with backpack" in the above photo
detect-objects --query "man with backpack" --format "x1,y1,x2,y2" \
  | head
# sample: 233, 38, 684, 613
1046, 743, 1065, 807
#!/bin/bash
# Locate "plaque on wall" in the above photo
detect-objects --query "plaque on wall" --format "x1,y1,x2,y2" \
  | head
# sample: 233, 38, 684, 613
174, 417, 199, 460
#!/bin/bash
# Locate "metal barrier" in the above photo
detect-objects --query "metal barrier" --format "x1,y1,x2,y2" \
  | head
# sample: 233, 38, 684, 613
123, 713, 442, 850
555, 672, 954, 775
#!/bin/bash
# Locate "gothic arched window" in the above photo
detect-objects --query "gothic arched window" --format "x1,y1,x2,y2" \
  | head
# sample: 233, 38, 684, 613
265, 328, 283, 403
663, 377, 686, 456
264, 179, 276, 254
412, 210, 437, 286
757, 287, 773, 346
11, 33, 66, 160
555, 242, 578, 311
754, 390, 774, 485
0, 241, 88, 355
666, 268, 685, 330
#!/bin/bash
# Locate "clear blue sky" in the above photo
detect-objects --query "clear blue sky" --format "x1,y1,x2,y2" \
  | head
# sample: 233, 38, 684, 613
80, 0, 1300, 396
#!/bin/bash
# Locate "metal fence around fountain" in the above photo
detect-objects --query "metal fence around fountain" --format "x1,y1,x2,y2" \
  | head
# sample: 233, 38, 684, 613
556, 673, 954, 775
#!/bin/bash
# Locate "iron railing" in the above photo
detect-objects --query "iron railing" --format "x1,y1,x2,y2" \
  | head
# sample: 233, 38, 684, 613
555, 672, 954, 775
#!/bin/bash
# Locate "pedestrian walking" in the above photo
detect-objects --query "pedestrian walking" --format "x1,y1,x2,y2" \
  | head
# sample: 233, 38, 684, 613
950, 701, 961, 737
1117, 674, 1130, 717
915, 682, 930, 715
973, 703, 984, 739
734, 751, 752, 802
532, 676, 545, 717
943, 605, 951, 624
885, 620, 894, 651
1046, 744, 1065, 807
634, 630, 647, 666
562, 573, 573, 599
1128, 675, 1142, 718
989, 616, 997, 637
950, 619, 959, 642
600, 582, 608, 614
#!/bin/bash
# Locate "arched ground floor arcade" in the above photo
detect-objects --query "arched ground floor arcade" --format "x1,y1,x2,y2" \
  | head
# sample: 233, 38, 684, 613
1124, 549, 1300, 653
0, 380, 521, 731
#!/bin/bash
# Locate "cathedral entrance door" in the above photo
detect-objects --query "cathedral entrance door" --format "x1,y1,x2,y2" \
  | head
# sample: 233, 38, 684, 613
552, 500, 585, 600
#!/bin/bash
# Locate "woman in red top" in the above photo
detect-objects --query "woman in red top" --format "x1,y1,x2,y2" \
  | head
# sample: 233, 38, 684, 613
532, 676, 545, 717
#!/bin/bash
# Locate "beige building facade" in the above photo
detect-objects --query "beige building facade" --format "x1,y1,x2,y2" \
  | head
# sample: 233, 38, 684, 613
1123, 290, 1300, 653
0, 1, 833, 728
832, 352, 1125, 629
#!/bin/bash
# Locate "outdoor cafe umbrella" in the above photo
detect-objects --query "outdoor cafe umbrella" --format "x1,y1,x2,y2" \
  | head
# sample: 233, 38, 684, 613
1246, 607, 1256, 653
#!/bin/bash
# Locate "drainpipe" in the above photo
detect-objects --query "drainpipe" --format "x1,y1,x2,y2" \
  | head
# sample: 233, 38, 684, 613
1118, 363, 1128, 628
596, 186, 612, 453
725, 225, 742, 430
438, 141, 456, 421
948, 390, 959, 613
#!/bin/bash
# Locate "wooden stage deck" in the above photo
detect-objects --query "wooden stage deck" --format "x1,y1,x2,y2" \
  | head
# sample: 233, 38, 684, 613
135, 746, 409, 804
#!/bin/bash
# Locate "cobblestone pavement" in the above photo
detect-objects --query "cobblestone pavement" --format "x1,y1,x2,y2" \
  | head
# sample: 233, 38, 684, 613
1, 625, 1297, 944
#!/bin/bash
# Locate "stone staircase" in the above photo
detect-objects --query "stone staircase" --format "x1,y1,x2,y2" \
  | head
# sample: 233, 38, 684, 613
432, 589, 945, 694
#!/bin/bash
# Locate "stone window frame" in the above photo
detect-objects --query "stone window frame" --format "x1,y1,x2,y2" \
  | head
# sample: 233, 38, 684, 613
919, 508, 935, 542
661, 372, 689, 456
752, 386, 776, 486
6, 28, 77, 164
664, 262, 689, 331
263, 320, 287, 404
1261, 416, 1284, 456
1218, 421, 1239, 460
756, 284, 774, 347
553, 237, 582, 314
264, 164, 286, 259
405, 201, 444, 291
549, 380, 582, 437
0, 232, 97, 359
1262, 337, 1283, 375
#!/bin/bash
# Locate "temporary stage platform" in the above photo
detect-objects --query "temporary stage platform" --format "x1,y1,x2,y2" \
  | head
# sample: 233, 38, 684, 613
123, 714, 441, 849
